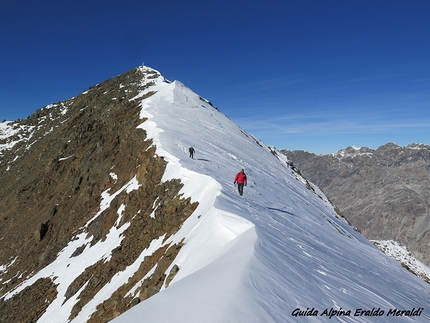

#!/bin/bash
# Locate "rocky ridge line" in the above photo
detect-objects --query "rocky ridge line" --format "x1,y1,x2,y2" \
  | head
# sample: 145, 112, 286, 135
282, 143, 430, 269
0, 67, 197, 323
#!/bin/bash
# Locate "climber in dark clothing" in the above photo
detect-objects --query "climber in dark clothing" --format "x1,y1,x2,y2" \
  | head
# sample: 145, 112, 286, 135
189, 146, 195, 159
234, 169, 248, 196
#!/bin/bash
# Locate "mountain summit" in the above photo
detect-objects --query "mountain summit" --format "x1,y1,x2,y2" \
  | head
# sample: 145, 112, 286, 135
1, 66, 429, 322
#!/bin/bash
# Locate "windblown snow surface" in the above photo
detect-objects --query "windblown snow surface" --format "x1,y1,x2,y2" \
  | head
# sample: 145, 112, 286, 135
111, 66, 430, 322
3, 65, 430, 322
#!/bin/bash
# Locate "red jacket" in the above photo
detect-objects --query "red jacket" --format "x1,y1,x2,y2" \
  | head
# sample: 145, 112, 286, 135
234, 171, 247, 185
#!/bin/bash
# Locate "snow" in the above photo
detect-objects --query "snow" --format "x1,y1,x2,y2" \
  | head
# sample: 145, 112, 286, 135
407, 143, 429, 150
109, 171, 118, 182
334, 147, 374, 159
59, 155, 74, 161
372, 240, 430, 282
0, 121, 35, 154
85, 175, 141, 226
112, 67, 430, 322
2, 66, 430, 322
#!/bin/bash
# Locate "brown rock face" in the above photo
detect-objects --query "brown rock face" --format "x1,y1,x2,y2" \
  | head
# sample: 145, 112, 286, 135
0, 67, 198, 322
282, 144, 430, 267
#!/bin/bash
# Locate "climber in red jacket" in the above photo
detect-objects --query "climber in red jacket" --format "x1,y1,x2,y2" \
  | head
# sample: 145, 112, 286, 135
234, 169, 248, 196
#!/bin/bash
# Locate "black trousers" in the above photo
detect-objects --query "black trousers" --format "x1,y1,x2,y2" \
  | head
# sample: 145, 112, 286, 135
237, 183, 244, 196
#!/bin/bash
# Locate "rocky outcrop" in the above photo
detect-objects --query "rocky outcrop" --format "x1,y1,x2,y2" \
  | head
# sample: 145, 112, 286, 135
282, 144, 430, 267
0, 67, 197, 322
0, 278, 58, 323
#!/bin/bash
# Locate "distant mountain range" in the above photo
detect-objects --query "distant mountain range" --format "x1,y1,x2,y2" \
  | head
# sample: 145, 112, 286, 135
1, 66, 429, 322
282, 143, 430, 270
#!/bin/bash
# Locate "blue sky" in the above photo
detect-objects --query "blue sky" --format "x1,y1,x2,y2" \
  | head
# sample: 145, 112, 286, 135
1, 0, 429, 154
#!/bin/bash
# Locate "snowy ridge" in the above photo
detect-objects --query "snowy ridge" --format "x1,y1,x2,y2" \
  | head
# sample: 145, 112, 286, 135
330, 143, 430, 160
0, 102, 68, 165
2, 65, 430, 322
112, 66, 430, 322
407, 143, 430, 150
0, 121, 35, 155
372, 240, 430, 284
134, 68, 256, 282
332, 146, 374, 159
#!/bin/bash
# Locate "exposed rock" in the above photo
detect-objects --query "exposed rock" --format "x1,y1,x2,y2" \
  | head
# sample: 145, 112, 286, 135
0, 278, 57, 323
165, 264, 180, 288
0, 67, 198, 322
282, 143, 430, 267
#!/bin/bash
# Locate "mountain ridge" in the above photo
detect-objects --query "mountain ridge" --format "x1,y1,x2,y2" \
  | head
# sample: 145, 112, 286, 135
1, 66, 430, 322
1, 67, 199, 322
282, 143, 430, 269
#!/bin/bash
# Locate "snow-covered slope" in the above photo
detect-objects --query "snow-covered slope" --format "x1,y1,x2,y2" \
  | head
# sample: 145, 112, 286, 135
282, 144, 430, 272
2, 65, 429, 322
372, 240, 430, 284
112, 66, 430, 322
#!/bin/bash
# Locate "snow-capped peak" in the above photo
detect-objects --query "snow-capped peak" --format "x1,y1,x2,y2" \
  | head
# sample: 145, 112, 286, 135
111, 67, 430, 322
1, 66, 429, 323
